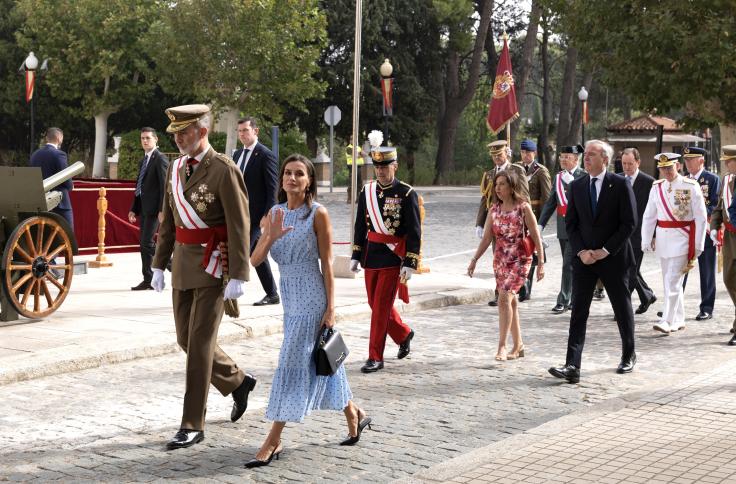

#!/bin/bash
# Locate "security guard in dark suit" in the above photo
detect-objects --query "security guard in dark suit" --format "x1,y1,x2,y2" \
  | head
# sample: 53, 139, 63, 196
682, 146, 720, 320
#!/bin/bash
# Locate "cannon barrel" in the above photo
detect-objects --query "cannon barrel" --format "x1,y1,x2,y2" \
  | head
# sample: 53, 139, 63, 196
43, 161, 85, 193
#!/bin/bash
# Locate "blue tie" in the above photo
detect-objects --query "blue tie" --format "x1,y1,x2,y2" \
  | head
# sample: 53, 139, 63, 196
239, 149, 250, 175
135, 154, 149, 197
590, 177, 598, 217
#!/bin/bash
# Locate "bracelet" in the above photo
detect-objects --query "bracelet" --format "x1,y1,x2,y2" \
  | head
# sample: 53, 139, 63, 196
471, 256, 478, 262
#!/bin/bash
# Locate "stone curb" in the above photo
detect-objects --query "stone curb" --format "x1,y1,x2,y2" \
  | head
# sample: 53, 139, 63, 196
0, 286, 492, 386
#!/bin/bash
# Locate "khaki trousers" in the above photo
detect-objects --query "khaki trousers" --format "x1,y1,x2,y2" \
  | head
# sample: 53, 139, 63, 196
173, 286, 245, 430
722, 233, 736, 329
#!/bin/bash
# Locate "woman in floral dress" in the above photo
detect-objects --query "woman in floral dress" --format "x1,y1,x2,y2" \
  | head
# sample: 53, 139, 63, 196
467, 169, 545, 361
246, 154, 370, 468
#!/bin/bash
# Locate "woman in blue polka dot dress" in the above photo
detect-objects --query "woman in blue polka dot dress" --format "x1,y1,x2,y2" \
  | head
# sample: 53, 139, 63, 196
245, 154, 371, 468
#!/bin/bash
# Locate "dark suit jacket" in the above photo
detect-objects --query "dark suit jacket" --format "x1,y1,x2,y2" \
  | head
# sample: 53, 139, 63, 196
130, 149, 169, 216
233, 141, 278, 230
29, 144, 73, 210
694, 170, 720, 249
566, 171, 637, 268
616, 170, 655, 250
538, 167, 585, 240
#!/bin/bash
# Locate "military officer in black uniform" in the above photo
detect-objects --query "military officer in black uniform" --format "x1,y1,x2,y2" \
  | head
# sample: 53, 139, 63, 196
350, 144, 421, 373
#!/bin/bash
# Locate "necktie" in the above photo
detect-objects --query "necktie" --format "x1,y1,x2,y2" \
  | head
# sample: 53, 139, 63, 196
626, 175, 632, 186
135, 154, 149, 196
590, 177, 598, 217
239, 149, 250, 174
186, 157, 199, 180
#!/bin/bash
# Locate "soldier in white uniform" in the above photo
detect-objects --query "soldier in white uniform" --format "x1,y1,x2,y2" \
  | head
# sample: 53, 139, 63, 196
641, 153, 707, 334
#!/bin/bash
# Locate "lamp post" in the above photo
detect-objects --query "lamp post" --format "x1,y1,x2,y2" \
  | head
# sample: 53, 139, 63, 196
23, 52, 39, 157
380, 58, 394, 143
578, 86, 589, 146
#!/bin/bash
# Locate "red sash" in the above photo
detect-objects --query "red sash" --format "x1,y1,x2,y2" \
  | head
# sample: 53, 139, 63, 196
657, 220, 696, 260
725, 221, 736, 234
176, 225, 228, 273
367, 231, 409, 303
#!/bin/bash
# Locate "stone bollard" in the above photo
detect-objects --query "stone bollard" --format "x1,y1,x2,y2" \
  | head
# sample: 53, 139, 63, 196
417, 194, 430, 273
88, 187, 113, 268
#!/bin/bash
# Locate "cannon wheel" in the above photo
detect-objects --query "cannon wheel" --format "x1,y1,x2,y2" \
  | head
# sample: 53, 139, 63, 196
2, 216, 74, 318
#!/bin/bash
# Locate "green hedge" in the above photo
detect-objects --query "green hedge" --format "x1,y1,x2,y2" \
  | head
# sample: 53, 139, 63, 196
116, 130, 176, 180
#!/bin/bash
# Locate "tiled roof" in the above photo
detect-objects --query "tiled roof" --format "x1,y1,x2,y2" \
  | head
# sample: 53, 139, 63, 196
607, 115, 681, 133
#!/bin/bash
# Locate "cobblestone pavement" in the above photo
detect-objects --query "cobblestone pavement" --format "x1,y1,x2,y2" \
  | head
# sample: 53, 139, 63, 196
2, 257, 735, 482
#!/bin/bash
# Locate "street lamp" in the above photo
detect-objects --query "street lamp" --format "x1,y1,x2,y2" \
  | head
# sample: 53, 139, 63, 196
578, 86, 589, 146
380, 58, 394, 143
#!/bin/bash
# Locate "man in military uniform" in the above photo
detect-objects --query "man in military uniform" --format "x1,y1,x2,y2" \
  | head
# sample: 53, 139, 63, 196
709, 145, 736, 345
350, 144, 421, 373
517, 139, 551, 301
151, 105, 257, 450
475, 140, 528, 306
681, 146, 720, 321
641, 153, 707, 334
539, 144, 585, 313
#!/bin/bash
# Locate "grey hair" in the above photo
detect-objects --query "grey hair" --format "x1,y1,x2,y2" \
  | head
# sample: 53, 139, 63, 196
195, 113, 211, 131
586, 139, 613, 164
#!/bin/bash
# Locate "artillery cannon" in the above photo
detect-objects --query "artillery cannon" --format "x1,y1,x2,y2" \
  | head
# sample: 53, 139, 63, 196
0, 161, 85, 321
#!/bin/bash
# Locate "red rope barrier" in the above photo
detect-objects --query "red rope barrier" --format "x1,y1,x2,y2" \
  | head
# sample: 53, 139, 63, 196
106, 210, 140, 232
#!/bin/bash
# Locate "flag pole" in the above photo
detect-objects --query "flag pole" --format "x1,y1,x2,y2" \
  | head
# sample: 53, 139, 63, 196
349, 0, 363, 244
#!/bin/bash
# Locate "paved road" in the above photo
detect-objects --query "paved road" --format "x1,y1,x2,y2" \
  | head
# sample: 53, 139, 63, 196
2, 190, 736, 482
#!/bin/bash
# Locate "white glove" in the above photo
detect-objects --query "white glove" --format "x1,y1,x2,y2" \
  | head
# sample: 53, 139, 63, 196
400, 266, 415, 282
710, 229, 719, 244
349, 259, 361, 273
223, 279, 245, 300
152, 268, 165, 292
475, 226, 484, 239
642, 244, 652, 252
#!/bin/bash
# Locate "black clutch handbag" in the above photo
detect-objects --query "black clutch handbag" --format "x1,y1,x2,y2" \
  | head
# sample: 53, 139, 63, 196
314, 327, 350, 376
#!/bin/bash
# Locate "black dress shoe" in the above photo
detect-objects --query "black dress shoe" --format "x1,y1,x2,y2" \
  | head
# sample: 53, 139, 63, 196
231, 374, 257, 422
551, 304, 567, 314
548, 365, 580, 383
616, 353, 636, 374
593, 288, 605, 300
635, 296, 657, 315
253, 295, 280, 306
488, 298, 498, 307
657, 311, 663, 318
695, 311, 712, 321
245, 442, 283, 468
518, 292, 530, 302
397, 330, 414, 359
166, 429, 204, 450
131, 281, 153, 291
360, 359, 384, 373
729, 334, 736, 346
340, 416, 372, 446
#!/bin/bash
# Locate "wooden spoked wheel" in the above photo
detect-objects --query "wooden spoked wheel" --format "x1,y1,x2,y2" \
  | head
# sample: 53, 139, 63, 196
2, 216, 74, 318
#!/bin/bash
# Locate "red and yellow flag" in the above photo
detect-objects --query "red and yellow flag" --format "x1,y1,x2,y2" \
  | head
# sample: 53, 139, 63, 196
486, 35, 519, 135
25, 70, 35, 103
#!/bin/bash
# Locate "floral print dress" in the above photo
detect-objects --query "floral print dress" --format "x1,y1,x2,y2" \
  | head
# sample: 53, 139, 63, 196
491, 202, 533, 293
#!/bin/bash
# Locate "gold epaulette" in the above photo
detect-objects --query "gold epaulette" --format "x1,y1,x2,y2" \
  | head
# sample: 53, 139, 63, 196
214, 152, 236, 165
683, 177, 698, 185
399, 180, 414, 195
653, 179, 665, 185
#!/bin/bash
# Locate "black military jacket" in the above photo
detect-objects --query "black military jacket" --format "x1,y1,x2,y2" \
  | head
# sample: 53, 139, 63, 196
351, 177, 421, 270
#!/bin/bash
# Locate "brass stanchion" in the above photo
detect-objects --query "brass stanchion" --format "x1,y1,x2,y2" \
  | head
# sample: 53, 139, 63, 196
88, 187, 113, 268
417, 194, 430, 273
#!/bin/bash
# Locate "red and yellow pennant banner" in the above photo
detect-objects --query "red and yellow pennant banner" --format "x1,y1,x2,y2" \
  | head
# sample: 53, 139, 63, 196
486, 35, 519, 135
25, 70, 35, 103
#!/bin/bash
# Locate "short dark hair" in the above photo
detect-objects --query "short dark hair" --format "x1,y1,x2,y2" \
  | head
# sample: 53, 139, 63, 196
622, 147, 640, 161
238, 116, 258, 129
141, 127, 158, 137
45, 127, 63, 143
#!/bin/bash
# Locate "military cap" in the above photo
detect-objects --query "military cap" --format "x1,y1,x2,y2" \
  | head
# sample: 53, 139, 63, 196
655, 152, 681, 168
720, 145, 736, 162
371, 146, 398, 165
682, 146, 707, 158
520, 139, 537, 151
165, 104, 210, 133
560, 144, 584, 154
487, 140, 508, 154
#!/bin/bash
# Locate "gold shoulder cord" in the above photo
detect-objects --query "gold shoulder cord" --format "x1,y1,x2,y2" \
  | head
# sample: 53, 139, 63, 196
480, 172, 494, 209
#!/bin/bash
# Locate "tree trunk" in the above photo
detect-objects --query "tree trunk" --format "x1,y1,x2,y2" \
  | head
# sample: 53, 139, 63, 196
223, 108, 239, 156
405, 150, 416, 185
555, 45, 578, 163
92, 111, 112, 177
510, 0, 542, 142
434, 0, 493, 182
306, 134, 318, 157
539, 17, 551, 168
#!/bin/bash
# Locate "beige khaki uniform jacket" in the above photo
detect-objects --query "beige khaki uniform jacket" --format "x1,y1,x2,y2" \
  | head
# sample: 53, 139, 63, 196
153, 147, 251, 287
524, 161, 552, 220
476, 163, 529, 227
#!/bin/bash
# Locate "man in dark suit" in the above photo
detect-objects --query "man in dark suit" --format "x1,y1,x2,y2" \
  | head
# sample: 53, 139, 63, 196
549, 140, 638, 383
682, 146, 720, 321
29, 127, 74, 229
128, 127, 169, 290
233, 117, 279, 306
619, 147, 657, 314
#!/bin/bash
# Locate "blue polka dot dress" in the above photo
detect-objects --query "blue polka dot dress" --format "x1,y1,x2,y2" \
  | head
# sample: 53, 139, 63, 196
265, 202, 353, 423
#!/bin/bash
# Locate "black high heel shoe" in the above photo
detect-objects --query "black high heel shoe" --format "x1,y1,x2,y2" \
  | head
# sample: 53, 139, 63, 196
340, 416, 372, 446
244, 441, 283, 468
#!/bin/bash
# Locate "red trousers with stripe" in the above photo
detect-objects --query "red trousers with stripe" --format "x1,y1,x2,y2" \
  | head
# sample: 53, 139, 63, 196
364, 267, 412, 361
